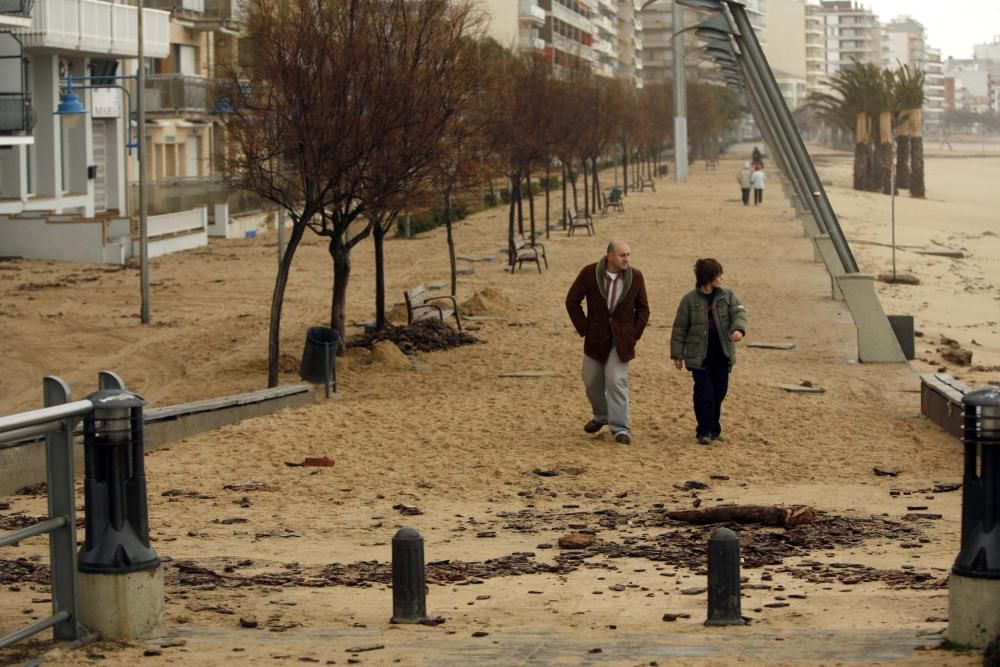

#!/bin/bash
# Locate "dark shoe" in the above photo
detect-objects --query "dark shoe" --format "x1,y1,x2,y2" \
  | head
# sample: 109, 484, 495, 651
697, 434, 711, 445
711, 433, 726, 443
584, 420, 605, 434
615, 432, 631, 445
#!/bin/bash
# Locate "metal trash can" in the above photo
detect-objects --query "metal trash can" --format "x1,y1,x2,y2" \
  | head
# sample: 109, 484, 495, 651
299, 325, 339, 397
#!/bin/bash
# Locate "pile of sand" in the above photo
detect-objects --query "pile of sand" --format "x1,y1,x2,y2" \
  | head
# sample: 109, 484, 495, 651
386, 302, 410, 324
367, 340, 411, 369
461, 287, 512, 316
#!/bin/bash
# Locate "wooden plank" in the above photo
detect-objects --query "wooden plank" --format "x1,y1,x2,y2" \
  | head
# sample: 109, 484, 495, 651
498, 371, 558, 378
748, 342, 796, 350
915, 250, 964, 259
775, 384, 825, 394
464, 315, 505, 322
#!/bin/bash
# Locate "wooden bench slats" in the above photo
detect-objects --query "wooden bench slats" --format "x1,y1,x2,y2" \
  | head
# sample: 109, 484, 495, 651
405, 284, 462, 330
511, 233, 547, 273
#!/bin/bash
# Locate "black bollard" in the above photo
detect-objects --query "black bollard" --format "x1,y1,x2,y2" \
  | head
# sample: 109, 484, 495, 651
953, 386, 1000, 577
705, 527, 746, 626
390, 527, 428, 624
78, 389, 158, 573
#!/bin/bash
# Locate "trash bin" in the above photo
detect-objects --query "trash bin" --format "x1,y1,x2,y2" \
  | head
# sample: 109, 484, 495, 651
658, 165, 669, 177
299, 325, 339, 396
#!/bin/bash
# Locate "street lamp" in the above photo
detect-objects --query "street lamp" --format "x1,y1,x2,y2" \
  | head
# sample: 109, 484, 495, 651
56, 67, 149, 324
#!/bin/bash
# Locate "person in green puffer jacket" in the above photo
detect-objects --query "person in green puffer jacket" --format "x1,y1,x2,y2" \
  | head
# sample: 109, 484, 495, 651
670, 258, 747, 445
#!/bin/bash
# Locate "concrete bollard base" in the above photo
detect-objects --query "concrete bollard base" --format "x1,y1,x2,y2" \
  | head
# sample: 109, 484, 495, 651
79, 566, 166, 640
947, 573, 1000, 649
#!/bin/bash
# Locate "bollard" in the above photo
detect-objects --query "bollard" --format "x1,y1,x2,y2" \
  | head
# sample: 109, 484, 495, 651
947, 386, 1000, 648
705, 527, 746, 626
390, 527, 428, 624
78, 388, 164, 639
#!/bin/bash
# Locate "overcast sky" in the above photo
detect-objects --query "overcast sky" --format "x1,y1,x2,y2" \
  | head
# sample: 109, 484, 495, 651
861, 0, 1000, 60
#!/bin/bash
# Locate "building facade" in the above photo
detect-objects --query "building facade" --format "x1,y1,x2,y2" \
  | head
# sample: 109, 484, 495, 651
804, 0, 886, 96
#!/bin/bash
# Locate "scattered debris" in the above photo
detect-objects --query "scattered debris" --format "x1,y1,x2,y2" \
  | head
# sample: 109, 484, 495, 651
498, 371, 558, 378
345, 645, 384, 653
877, 272, 921, 285
558, 533, 596, 549
776, 384, 825, 394
874, 467, 901, 477
285, 457, 335, 468
747, 343, 796, 350
346, 320, 481, 355
393, 504, 423, 516
222, 481, 278, 493
665, 505, 816, 528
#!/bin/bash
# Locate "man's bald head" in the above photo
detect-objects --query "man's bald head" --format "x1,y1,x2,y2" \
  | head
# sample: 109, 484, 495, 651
606, 240, 631, 272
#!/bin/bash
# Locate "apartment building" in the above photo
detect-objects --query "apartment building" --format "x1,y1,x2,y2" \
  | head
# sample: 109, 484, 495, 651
974, 36, 1000, 63
0, 0, 33, 149
0, 0, 172, 263
922, 46, 945, 135
884, 17, 945, 135
483, 0, 643, 87
805, 1, 885, 96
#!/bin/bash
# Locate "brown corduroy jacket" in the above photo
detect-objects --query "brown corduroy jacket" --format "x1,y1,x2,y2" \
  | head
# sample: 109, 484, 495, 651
565, 259, 650, 363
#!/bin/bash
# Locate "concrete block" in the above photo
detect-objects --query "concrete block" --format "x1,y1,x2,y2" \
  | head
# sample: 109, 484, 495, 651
836, 273, 907, 363
812, 235, 844, 301
79, 566, 165, 640
947, 573, 1000, 648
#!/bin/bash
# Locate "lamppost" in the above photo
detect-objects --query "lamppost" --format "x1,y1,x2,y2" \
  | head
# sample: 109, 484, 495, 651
56, 64, 149, 324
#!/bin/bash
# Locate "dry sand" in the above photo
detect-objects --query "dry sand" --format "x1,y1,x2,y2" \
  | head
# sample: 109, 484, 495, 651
0, 144, 992, 666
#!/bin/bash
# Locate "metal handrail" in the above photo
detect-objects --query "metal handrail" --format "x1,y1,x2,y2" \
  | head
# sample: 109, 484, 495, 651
0, 377, 86, 651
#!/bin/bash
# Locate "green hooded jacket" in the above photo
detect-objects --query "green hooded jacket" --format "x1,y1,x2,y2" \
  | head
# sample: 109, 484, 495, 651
670, 287, 747, 370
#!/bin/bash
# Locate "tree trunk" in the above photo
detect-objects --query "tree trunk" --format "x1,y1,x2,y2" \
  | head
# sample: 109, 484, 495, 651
544, 161, 551, 240
515, 172, 524, 235
329, 236, 351, 355
896, 124, 911, 191
853, 113, 868, 191
267, 221, 305, 387
446, 187, 457, 296
909, 109, 925, 198
622, 143, 629, 196
562, 162, 569, 229
526, 168, 536, 244
592, 156, 601, 211
373, 216, 388, 331
570, 163, 579, 211
508, 172, 517, 268
582, 159, 590, 217
665, 505, 817, 528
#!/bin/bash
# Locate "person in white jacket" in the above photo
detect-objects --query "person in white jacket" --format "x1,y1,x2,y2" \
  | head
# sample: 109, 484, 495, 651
736, 162, 752, 206
750, 165, 765, 205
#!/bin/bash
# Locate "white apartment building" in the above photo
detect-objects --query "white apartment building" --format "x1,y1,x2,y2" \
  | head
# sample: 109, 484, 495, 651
884, 16, 945, 135
482, 0, 643, 86
922, 46, 945, 135
0, 0, 175, 263
805, 0, 886, 96
974, 36, 1000, 63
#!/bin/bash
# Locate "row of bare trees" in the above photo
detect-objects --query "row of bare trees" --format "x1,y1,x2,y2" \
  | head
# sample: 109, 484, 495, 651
220, 0, 740, 386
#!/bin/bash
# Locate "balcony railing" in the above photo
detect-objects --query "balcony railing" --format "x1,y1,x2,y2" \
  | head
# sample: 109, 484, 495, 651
0, 0, 33, 16
130, 177, 264, 221
0, 92, 34, 134
518, 35, 545, 52
203, 0, 244, 23
142, 0, 204, 13
12, 0, 169, 58
144, 74, 208, 113
517, 1, 544, 25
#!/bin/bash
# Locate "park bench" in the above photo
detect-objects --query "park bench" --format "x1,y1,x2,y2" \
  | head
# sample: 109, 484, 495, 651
404, 285, 462, 330
602, 186, 624, 214
511, 233, 547, 273
638, 177, 656, 192
567, 207, 595, 236
920, 373, 969, 440
705, 156, 720, 170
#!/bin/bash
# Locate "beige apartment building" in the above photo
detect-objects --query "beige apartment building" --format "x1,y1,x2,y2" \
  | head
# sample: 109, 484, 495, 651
805, 0, 886, 96
884, 16, 944, 135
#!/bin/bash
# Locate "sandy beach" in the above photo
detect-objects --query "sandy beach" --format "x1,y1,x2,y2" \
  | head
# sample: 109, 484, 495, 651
0, 144, 994, 666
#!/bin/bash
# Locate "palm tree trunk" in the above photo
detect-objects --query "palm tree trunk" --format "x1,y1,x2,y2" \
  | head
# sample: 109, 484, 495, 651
909, 109, 925, 198
878, 111, 893, 195
896, 111, 911, 191
853, 113, 868, 192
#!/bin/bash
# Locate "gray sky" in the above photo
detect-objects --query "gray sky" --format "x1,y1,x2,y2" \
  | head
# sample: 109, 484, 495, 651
861, 0, 1000, 60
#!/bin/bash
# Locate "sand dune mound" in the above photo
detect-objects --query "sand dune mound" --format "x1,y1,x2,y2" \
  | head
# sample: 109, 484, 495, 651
368, 340, 412, 369
461, 287, 512, 316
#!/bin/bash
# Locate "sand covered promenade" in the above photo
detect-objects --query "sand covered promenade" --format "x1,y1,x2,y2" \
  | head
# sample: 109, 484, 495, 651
1, 147, 994, 665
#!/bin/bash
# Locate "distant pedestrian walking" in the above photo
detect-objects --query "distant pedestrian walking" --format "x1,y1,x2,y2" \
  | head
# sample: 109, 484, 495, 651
737, 161, 752, 206
565, 240, 650, 445
751, 165, 765, 205
670, 258, 747, 445
751, 146, 764, 170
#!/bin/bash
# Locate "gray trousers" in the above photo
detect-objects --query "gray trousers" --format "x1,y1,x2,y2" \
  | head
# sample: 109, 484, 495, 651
581, 346, 630, 436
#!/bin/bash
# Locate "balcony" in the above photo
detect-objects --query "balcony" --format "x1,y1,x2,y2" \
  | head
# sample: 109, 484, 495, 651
0, 92, 34, 134
203, 0, 244, 23
144, 74, 210, 114
142, 0, 204, 13
0, 0, 33, 28
552, 32, 593, 61
592, 36, 615, 57
551, 1, 592, 35
518, 35, 545, 52
517, 1, 544, 26
592, 13, 615, 37
12, 0, 169, 58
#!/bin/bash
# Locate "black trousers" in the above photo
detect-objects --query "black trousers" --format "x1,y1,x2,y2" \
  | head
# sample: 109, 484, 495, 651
691, 359, 730, 438
754, 189, 763, 205
740, 188, 750, 205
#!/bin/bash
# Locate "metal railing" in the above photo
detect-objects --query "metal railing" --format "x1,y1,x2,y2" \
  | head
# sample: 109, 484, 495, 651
144, 74, 209, 113
0, 92, 34, 134
0, 376, 92, 651
142, 0, 204, 12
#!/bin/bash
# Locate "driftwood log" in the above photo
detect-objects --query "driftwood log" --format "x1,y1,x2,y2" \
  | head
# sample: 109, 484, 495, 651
665, 505, 816, 528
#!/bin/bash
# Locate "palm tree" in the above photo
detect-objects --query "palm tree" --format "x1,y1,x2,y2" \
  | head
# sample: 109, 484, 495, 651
808, 61, 899, 193
894, 65, 926, 197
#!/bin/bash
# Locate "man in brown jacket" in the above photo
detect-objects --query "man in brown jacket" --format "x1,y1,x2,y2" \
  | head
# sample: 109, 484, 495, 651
565, 240, 650, 445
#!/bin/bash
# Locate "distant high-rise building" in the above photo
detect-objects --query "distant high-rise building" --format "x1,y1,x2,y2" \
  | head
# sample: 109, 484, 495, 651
884, 16, 945, 134
973, 36, 1000, 63
481, 0, 644, 86
804, 1, 886, 96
